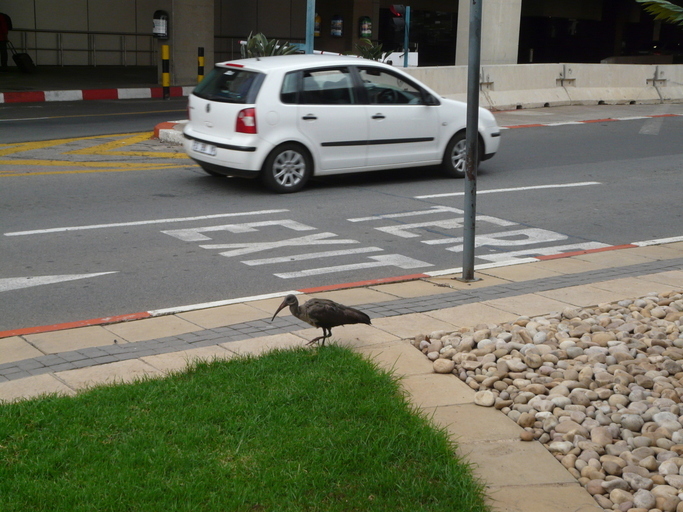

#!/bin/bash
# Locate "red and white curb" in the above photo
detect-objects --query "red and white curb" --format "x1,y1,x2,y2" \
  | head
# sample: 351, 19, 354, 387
154, 120, 186, 144
2, 236, 682, 340
0, 86, 194, 104
500, 113, 682, 130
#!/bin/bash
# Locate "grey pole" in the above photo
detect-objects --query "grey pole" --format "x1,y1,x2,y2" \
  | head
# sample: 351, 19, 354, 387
403, 6, 411, 68
460, 0, 482, 282
305, 0, 315, 54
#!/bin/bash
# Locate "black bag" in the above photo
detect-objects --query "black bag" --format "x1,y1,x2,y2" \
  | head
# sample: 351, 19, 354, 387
7, 40, 36, 73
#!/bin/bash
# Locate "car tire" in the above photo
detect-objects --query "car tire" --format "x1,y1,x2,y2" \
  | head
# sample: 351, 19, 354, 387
260, 143, 312, 193
441, 132, 480, 178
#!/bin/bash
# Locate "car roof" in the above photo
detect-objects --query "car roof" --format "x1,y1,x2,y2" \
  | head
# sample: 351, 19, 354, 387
215, 53, 383, 73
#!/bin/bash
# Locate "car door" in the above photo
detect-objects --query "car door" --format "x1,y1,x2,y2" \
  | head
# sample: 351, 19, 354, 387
358, 66, 440, 167
293, 67, 368, 172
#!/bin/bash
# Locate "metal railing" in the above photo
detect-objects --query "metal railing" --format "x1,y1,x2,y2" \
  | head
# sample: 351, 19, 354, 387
9, 29, 157, 66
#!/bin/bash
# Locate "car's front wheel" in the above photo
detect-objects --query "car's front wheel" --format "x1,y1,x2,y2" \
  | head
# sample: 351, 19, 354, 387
260, 143, 312, 193
441, 132, 480, 178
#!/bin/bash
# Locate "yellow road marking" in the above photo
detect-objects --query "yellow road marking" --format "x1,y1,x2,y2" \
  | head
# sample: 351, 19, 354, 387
0, 132, 193, 176
0, 164, 190, 177
0, 134, 110, 157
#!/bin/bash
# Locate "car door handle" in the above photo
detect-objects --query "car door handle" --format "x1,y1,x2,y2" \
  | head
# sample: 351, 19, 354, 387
371, 114, 385, 120
302, 114, 317, 120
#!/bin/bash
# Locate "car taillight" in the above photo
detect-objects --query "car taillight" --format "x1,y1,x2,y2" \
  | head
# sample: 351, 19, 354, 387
236, 108, 257, 134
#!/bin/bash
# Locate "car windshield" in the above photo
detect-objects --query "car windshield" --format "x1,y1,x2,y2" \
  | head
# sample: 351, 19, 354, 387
193, 67, 262, 103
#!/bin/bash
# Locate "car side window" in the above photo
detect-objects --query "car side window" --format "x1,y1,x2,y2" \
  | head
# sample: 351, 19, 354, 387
358, 67, 425, 105
297, 68, 356, 105
281, 72, 299, 104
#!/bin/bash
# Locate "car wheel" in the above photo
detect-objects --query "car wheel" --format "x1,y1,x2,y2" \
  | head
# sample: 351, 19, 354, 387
260, 143, 312, 193
441, 132, 480, 178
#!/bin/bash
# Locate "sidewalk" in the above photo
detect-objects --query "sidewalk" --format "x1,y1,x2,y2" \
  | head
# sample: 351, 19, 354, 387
2, 241, 682, 511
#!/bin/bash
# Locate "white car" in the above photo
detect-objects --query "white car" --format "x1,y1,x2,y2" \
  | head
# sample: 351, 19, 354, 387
183, 54, 501, 193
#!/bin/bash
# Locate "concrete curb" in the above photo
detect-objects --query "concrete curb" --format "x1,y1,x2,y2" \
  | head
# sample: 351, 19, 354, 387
0, 85, 195, 104
153, 120, 186, 144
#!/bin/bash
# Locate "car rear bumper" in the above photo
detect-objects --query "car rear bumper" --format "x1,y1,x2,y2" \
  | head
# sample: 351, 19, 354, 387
189, 158, 260, 179
182, 129, 269, 174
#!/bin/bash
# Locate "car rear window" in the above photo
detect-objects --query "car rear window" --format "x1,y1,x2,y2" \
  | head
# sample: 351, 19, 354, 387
193, 67, 263, 103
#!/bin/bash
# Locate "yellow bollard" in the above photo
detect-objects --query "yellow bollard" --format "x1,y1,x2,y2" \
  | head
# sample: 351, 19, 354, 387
162, 44, 170, 99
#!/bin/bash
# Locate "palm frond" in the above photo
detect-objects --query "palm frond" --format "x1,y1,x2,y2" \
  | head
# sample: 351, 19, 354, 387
636, 0, 683, 25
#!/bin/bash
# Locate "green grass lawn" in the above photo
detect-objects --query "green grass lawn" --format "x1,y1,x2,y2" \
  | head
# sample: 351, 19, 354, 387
0, 346, 489, 512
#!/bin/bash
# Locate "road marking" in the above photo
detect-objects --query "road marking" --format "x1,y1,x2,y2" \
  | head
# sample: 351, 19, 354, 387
375, 216, 514, 238
242, 247, 384, 265
349, 206, 461, 222
639, 105, 670, 136
0, 272, 118, 292
274, 254, 433, 279
0, 164, 185, 177
4, 210, 289, 236
163, 220, 315, 243
202, 232, 360, 258
64, 132, 188, 159
0, 132, 190, 178
423, 227, 569, 252
414, 181, 602, 199
474, 242, 609, 263
633, 235, 683, 246
149, 291, 302, 317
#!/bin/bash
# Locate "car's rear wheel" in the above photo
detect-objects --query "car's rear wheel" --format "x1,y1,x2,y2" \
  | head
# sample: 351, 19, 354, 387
441, 132, 480, 178
260, 143, 312, 193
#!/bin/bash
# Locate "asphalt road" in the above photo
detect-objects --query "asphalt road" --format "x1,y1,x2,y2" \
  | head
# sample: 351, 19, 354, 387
1, 102, 682, 332
0, 98, 188, 142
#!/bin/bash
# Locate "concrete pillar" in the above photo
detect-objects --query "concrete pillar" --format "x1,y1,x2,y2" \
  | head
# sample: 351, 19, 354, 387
455, 0, 522, 66
163, 0, 214, 86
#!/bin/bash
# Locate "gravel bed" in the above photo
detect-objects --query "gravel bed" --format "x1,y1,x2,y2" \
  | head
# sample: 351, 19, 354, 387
411, 290, 683, 512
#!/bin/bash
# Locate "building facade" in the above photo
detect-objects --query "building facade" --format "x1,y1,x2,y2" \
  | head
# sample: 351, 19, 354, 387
0, 0, 680, 85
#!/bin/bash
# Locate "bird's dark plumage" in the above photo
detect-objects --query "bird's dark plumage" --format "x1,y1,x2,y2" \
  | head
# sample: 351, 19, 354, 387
271, 294, 371, 345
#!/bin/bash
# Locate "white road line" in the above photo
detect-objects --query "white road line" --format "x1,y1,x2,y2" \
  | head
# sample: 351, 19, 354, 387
414, 181, 602, 200
0, 272, 118, 292
639, 105, 670, 136
148, 290, 302, 316
4, 210, 289, 236
349, 206, 462, 222
274, 254, 432, 279
242, 247, 384, 266
639, 116, 665, 136
633, 236, 683, 247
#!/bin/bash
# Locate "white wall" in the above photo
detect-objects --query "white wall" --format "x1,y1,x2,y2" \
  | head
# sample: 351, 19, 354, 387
405, 63, 683, 110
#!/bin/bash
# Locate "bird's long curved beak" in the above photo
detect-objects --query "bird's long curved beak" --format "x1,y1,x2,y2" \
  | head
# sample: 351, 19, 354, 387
271, 300, 288, 322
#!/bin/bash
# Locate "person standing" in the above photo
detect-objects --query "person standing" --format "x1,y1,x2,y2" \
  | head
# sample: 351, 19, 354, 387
0, 12, 10, 71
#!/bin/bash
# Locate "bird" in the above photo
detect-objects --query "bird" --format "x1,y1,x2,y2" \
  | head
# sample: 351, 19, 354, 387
271, 294, 371, 346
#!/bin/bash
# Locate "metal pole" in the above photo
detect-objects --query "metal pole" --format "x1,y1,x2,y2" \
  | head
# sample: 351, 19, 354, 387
403, 6, 410, 68
305, 0, 315, 54
461, 0, 482, 281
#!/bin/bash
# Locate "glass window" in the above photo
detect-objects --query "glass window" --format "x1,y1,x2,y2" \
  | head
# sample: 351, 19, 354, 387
358, 67, 424, 105
281, 72, 299, 104
298, 68, 355, 105
193, 67, 262, 103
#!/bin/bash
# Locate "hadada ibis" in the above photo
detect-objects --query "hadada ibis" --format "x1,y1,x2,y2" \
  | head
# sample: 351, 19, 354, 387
271, 294, 371, 345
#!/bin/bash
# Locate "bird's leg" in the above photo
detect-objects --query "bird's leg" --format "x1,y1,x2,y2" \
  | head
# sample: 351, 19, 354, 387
306, 335, 325, 346
307, 328, 332, 346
